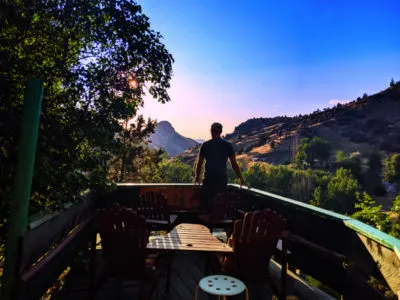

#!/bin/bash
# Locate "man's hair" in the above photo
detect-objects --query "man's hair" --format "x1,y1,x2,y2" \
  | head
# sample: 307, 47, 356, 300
211, 122, 223, 132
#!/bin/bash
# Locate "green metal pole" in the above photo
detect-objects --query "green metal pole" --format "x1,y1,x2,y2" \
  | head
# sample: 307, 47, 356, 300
1, 78, 44, 300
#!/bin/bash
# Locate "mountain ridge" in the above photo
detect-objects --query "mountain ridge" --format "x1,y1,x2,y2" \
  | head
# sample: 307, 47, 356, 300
179, 84, 400, 165
149, 121, 198, 157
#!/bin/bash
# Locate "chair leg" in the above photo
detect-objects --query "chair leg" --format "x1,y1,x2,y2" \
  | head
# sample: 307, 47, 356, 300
88, 233, 97, 300
280, 237, 288, 300
194, 284, 199, 300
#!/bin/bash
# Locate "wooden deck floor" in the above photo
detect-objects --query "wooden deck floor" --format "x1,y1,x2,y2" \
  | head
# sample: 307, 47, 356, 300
52, 228, 335, 300
52, 250, 276, 300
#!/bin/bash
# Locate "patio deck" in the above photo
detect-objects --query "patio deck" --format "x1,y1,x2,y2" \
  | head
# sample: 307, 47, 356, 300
52, 248, 334, 300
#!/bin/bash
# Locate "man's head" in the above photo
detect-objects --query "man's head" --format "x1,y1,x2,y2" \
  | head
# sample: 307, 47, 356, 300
210, 122, 223, 139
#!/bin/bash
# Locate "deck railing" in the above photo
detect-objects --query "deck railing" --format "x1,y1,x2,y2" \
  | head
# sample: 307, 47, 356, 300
6, 183, 400, 299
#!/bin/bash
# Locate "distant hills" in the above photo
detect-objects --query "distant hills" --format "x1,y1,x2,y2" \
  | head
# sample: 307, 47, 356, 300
149, 121, 198, 157
180, 85, 400, 165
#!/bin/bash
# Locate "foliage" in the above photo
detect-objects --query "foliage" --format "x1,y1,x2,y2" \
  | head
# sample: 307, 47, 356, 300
110, 116, 157, 182
257, 135, 267, 146
0, 0, 173, 238
335, 151, 363, 184
295, 137, 331, 168
352, 192, 391, 232
384, 154, 400, 184
390, 78, 395, 87
313, 168, 360, 213
335, 150, 346, 162
270, 140, 275, 149
364, 152, 385, 195
158, 159, 193, 183
242, 163, 271, 190
392, 194, 400, 213
367, 277, 397, 300
242, 162, 331, 203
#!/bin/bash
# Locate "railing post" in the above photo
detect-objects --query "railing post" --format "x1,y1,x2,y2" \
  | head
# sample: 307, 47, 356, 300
1, 78, 44, 300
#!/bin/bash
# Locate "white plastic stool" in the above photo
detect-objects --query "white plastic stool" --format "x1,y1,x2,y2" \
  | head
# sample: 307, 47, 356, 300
195, 275, 249, 300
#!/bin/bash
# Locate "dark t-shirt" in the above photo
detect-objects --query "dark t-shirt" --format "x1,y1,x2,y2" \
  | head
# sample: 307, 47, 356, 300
199, 138, 234, 184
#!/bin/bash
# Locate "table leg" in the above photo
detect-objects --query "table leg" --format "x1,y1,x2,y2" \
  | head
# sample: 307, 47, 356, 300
204, 252, 212, 275
166, 252, 173, 294
245, 287, 249, 300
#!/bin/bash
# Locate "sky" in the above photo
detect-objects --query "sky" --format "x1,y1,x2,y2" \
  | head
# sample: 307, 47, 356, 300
137, 0, 400, 140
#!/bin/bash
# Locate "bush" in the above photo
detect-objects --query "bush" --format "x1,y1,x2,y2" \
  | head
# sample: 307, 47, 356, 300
352, 192, 391, 232
392, 194, 400, 213
384, 154, 400, 184
313, 168, 360, 213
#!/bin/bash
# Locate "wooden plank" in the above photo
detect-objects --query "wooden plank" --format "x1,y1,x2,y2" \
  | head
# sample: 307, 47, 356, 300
17, 218, 93, 300
354, 232, 400, 295
20, 199, 93, 273
146, 223, 233, 253
147, 243, 232, 252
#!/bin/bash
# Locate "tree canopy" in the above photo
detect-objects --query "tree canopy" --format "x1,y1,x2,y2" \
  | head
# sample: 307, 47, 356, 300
0, 0, 173, 238
384, 153, 400, 185
295, 137, 331, 168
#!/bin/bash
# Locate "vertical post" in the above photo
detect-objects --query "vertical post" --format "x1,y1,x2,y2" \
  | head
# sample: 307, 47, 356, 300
280, 235, 288, 300
1, 78, 44, 300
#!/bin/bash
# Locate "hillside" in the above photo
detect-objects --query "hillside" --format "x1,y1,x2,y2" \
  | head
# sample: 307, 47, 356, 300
180, 85, 400, 165
149, 121, 198, 157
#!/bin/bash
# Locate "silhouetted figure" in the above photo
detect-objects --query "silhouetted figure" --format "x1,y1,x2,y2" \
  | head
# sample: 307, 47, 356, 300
195, 122, 246, 209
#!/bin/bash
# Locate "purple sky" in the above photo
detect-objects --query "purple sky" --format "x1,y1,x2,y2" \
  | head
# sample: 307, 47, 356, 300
137, 0, 400, 140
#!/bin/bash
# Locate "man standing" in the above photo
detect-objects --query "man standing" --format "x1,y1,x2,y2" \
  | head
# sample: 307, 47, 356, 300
195, 122, 246, 209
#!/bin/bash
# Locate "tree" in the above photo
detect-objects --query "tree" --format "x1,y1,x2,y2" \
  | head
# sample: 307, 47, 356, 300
114, 116, 157, 182
312, 168, 360, 213
352, 192, 391, 232
390, 78, 395, 87
335, 152, 363, 184
362, 93, 368, 99
295, 138, 310, 168
384, 154, 400, 185
296, 137, 331, 168
257, 135, 267, 146
0, 0, 173, 238
242, 163, 271, 190
364, 153, 384, 195
159, 159, 193, 183
335, 151, 346, 163
392, 194, 400, 213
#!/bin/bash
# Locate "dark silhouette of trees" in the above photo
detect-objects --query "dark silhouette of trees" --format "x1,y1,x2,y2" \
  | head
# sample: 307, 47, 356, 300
0, 0, 173, 237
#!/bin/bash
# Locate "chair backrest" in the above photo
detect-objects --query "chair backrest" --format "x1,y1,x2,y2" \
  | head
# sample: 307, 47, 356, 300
95, 203, 149, 278
224, 209, 286, 280
138, 191, 169, 221
209, 191, 241, 222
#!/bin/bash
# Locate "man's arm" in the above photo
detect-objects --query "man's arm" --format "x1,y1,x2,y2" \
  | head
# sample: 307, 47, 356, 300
229, 155, 246, 186
195, 155, 204, 183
